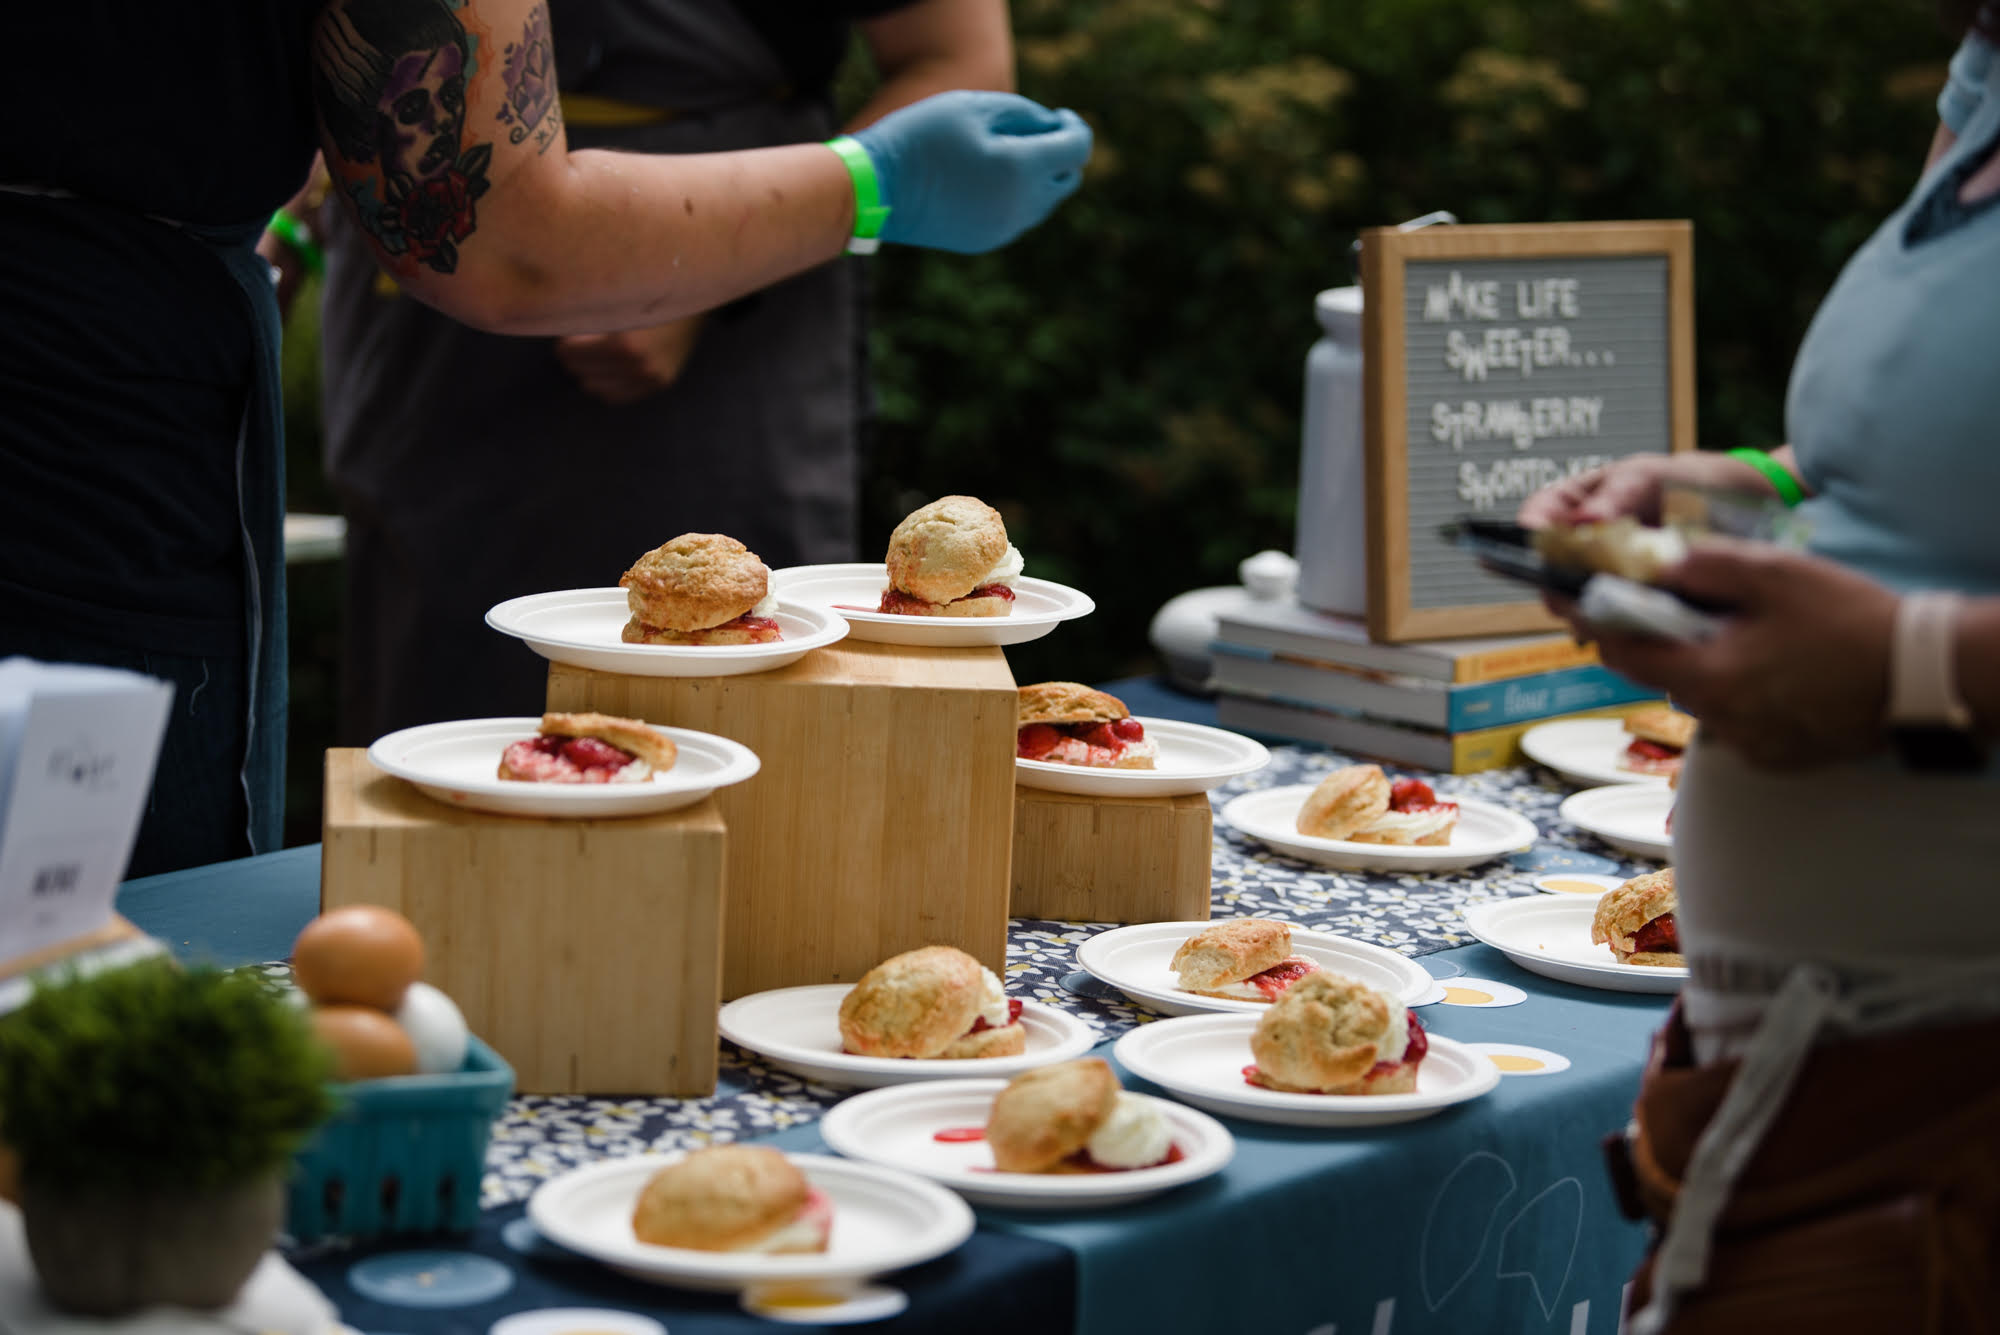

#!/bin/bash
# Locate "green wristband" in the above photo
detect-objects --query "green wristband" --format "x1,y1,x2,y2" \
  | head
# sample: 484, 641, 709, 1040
266, 208, 324, 279
1726, 448, 1804, 508
825, 135, 890, 255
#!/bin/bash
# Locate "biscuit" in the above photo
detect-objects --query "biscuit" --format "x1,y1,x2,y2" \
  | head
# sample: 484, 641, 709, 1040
985, 1057, 1120, 1173
1625, 705, 1695, 751
1295, 764, 1391, 840
1247, 972, 1405, 1094
880, 590, 1014, 617
538, 712, 677, 771
1591, 867, 1678, 962
837, 946, 987, 1059
936, 1023, 1029, 1060
1170, 920, 1291, 993
1532, 518, 1688, 584
619, 533, 770, 632
1348, 807, 1457, 847
1624, 950, 1685, 968
631, 1145, 814, 1252
1018, 682, 1128, 727
884, 496, 1009, 604
620, 616, 782, 645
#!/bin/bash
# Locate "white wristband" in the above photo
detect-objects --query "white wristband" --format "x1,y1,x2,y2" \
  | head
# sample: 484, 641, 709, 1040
1888, 591, 1973, 729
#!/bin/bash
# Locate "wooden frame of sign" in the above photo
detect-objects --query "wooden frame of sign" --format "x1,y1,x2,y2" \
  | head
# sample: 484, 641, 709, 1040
1359, 220, 1695, 642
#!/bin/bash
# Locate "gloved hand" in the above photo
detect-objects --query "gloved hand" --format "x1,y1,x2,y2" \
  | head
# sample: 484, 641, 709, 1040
848, 90, 1093, 254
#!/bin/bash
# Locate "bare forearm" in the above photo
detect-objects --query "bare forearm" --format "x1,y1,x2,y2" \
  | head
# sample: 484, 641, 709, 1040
410, 143, 854, 335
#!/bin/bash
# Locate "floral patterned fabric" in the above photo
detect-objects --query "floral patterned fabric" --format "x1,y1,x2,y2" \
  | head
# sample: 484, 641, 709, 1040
477, 744, 1653, 1206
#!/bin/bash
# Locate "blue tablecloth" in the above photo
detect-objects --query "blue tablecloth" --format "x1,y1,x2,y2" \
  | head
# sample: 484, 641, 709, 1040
112, 678, 1670, 1334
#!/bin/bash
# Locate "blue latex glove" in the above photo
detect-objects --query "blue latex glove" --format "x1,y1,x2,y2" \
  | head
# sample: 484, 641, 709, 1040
850, 90, 1093, 254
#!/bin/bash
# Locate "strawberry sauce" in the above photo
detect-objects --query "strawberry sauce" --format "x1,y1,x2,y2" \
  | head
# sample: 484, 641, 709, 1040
967, 999, 1025, 1034
500, 734, 638, 783
1016, 717, 1147, 762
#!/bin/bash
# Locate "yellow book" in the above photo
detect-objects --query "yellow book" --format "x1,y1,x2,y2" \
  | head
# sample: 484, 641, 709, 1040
1215, 696, 1661, 775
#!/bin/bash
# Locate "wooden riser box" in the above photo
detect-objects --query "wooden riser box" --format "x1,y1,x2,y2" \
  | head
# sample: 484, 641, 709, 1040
546, 640, 1016, 997
320, 750, 725, 1096
1010, 787, 1214, 924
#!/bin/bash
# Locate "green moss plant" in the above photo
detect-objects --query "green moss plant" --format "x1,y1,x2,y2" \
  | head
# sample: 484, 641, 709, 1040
0, 960, 334, 1196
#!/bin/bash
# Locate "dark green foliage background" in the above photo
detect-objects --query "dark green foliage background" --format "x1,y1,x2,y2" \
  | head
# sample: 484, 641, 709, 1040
284, 0, 1953, 841
858, 0, 1950, 687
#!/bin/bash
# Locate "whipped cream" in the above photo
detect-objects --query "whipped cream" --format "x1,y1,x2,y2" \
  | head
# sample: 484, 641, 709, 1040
1355, 807, 1456, 843
980, 544, 1024, 587
1117, 737, 1159, 764
611, 757, 653, 784
751, 589, 778, 617
1373, 999, 1411, 1066
1086, 1093, 1172, 1170
731, 1190, 832, 1253
976, 967, 1012, 1029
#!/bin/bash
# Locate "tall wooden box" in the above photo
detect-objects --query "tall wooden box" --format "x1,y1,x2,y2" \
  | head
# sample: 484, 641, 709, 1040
320, 750, 726, 1096
1010, 788, 1214, 924
546, 641, 1016, 997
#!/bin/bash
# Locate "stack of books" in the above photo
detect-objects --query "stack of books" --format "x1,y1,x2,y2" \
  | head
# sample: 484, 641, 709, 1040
1209, 600, 1663, 773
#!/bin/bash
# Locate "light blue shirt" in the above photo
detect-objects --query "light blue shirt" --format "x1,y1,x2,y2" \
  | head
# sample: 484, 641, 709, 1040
1786, 26, 2000, 595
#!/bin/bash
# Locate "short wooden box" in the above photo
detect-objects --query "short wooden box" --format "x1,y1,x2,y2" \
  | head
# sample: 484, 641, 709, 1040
320, 750, 726, 1096
1009, 787, 1214, 924
546, 641, 1016, 997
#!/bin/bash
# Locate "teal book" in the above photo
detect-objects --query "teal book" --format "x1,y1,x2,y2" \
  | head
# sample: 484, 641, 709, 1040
1209, 646, 1661, 732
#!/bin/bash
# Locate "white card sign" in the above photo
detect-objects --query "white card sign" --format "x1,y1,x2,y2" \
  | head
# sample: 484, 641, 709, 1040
0, 660, 173, 962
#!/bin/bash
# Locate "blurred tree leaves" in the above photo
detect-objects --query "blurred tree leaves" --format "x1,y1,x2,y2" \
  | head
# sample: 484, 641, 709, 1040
862, 0, 1948, 685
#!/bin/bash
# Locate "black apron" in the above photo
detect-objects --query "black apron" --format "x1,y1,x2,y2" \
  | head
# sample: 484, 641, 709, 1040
0, 189, 287, 862
319, 0, 861, 743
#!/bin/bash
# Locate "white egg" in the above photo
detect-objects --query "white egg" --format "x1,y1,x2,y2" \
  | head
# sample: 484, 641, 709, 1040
394, 980, 470, 1074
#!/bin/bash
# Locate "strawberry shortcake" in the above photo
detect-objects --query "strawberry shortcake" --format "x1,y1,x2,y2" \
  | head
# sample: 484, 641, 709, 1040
877, 495, 1021, 617
497, 712, 676, 784
619, 532, 782, 645
1245, 971, 1427, 1095
1170, 919, 1320, 1002
1295, 763, 1458, 844
1015, 682, 1157, 769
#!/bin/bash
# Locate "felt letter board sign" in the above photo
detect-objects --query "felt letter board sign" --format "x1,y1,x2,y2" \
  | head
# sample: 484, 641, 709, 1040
1358, 221, 1694, 641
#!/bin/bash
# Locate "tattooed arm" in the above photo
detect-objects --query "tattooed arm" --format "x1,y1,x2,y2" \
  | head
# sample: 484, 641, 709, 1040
310, 0, 853, 334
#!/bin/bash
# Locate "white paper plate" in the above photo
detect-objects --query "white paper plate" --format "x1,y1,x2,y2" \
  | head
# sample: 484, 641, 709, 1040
1014, 718, 1270, 797
526, 1152, 973, 1292
1461, 896, 1685, 994
1073, 920, 1434, 1018
1219, 787, 1539, 873
771, 564, 1092, 647
1113, 1014, 1499, 1128
485, 589, 848, 677
367, 718, 760, 818
718, 985, 1098, 1089
1559, 784, 1673, 861
1518, 717, 1672, 789
818, 1080, 1232, 1209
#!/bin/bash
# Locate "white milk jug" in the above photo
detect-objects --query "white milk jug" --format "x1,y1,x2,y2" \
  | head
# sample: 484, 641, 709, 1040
1293, 284, 1367, 616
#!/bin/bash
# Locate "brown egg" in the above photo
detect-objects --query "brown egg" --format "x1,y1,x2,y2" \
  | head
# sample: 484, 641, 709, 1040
311, 1004, 419, 1081
291, 905, 425, 1011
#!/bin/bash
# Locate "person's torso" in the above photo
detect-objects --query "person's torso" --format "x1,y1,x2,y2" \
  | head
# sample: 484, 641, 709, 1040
551, 0, 916, 108
0, 5, 320, 645
1786, 48, 2000, 596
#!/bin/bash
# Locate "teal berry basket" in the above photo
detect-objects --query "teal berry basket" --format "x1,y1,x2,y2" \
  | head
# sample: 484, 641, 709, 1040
286, 1036, 514, 1244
